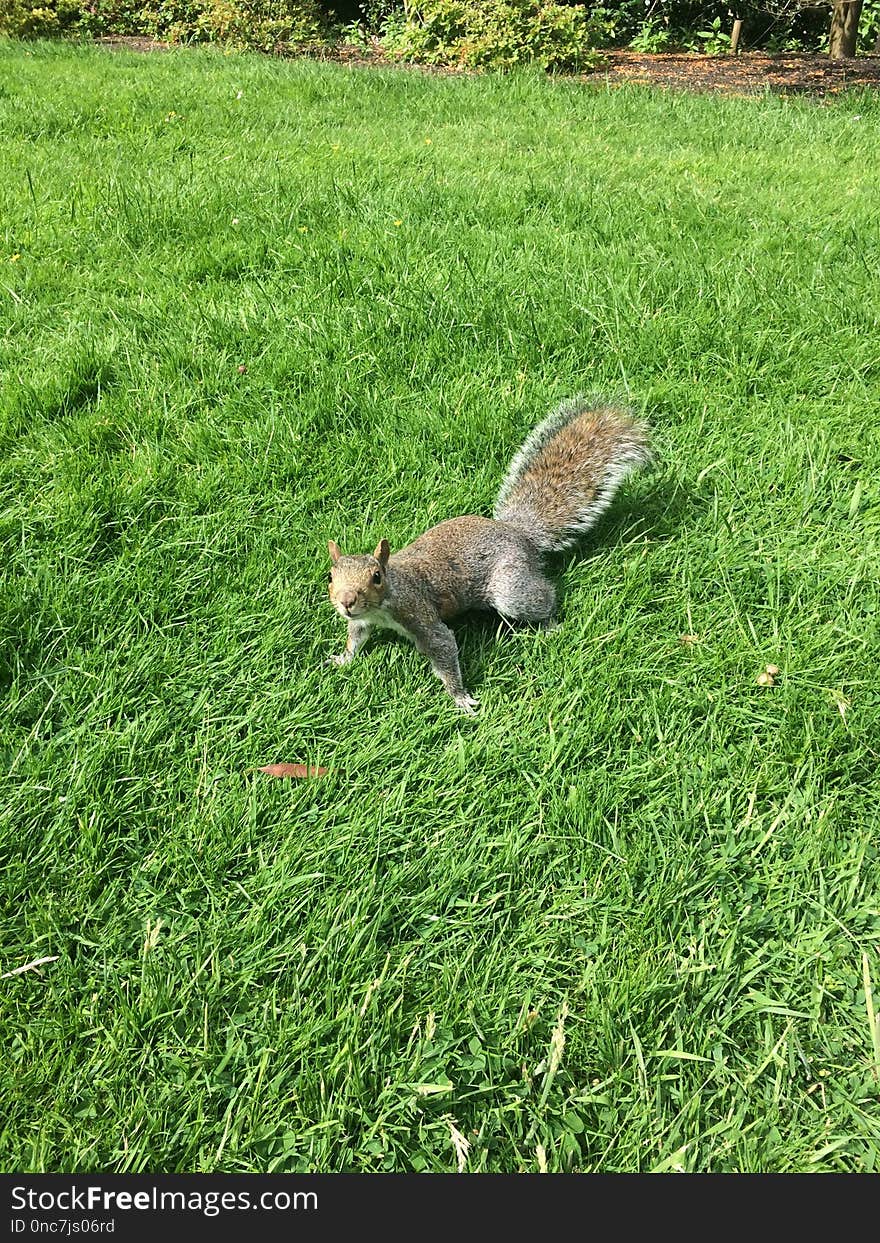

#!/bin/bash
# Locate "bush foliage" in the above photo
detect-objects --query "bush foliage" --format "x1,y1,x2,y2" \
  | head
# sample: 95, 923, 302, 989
0, 0, 332, 49
0, 0, 82, 38
381, 0, 602, 71
1, 0, 877, 62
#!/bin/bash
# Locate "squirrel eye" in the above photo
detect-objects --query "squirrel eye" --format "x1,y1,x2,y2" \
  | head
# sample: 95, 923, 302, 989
372, 571, 382, 585
327, 573, 333, 584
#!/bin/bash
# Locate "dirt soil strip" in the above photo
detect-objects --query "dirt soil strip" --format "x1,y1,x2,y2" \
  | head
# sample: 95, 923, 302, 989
96, 38, 880, 97
600, 50, 880, 96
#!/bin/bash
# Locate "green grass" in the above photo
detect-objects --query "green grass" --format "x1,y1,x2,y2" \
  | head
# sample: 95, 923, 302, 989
1, 39, 879, 1174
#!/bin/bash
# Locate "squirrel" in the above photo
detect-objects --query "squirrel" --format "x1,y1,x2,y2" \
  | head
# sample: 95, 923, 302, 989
327, 395, 651, 714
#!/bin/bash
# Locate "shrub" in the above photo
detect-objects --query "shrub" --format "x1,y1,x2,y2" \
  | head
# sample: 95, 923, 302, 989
1, 0, 334, 50
139, 0, 329, 50
0, 0, 82, 37
382, 0, 603, 72
81, 0, 333, 48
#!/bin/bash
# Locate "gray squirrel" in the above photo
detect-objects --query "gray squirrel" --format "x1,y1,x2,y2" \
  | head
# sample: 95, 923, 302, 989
327, 395, 651, 713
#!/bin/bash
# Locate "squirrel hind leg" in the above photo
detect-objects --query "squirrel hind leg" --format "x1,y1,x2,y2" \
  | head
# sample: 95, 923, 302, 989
487, 560, 556, 624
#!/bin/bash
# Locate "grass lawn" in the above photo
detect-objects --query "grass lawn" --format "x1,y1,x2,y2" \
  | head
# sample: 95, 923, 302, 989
1, 39, 879, 1173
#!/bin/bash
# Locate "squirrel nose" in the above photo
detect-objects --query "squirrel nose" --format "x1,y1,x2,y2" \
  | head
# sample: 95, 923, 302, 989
339, 591, 357, 609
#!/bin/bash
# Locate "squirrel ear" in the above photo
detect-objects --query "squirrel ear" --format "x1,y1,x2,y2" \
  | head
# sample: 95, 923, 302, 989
373, 538, 390, 569
328, 540, 341, 565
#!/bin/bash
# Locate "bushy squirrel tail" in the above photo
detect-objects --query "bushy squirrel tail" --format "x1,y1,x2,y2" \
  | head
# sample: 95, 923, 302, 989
493, 395, 651, 552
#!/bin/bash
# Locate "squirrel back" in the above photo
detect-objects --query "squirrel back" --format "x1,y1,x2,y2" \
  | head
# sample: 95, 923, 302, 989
493, 395, 650, 552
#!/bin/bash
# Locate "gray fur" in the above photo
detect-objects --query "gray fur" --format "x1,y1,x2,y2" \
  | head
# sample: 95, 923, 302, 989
485, 550, 556, 622
328, 394, 651, 712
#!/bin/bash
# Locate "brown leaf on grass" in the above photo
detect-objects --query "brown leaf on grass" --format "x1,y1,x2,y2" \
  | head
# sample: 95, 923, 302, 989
257, 763, 328, 779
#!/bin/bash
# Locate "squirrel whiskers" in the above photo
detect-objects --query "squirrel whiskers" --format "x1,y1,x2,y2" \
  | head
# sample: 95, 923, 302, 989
327, 395, 651, 713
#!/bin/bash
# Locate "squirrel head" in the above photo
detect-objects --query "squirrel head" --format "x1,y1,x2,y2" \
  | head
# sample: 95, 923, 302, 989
327, 538, 390, 620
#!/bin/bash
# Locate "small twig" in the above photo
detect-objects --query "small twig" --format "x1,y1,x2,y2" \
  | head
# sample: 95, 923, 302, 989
863, 953, 880, 1080
446, 1118, 470, 1173
2, 955, 59, 979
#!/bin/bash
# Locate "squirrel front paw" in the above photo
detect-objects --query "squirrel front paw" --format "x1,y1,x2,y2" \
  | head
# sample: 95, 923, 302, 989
328, 651, 353, 667
454, 692, 480, 716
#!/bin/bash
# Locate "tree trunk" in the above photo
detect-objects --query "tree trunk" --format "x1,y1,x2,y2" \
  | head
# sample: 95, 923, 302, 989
828, 0, 863, 58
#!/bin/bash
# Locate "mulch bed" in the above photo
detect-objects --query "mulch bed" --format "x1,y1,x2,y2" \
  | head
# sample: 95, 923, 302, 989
599, 49, 880, 96
97, 36, 172, 54
95, 36, 880, 98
